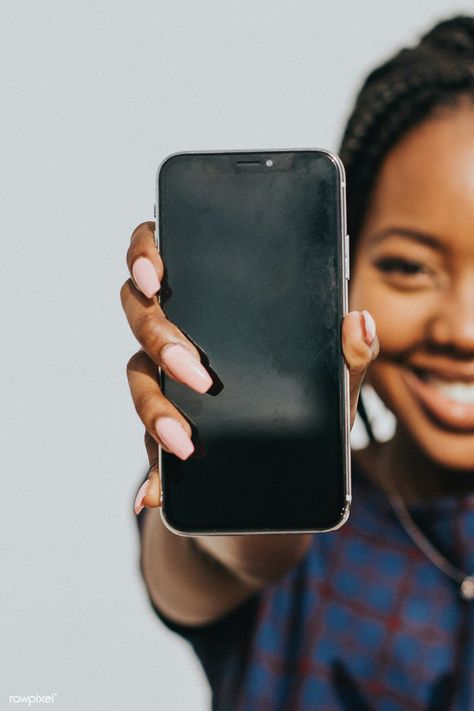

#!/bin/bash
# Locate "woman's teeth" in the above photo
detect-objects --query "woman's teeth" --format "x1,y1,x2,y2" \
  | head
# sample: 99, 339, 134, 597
404, 368, 474, 431
425, 377, 474, 404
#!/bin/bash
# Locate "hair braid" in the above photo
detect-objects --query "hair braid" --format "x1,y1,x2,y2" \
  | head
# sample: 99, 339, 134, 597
339, 15, 474, 249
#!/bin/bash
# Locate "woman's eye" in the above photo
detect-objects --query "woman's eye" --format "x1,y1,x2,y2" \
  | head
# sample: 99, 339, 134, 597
374, 257, 425, 275
372, 256, 438, 290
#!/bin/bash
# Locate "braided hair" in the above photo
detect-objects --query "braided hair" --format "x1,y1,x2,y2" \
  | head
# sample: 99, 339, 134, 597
340, 15, 474, 249
339, 15, 474, 441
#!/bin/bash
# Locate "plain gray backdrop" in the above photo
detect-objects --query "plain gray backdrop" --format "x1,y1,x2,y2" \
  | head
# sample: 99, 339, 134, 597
2, 1, 472, 709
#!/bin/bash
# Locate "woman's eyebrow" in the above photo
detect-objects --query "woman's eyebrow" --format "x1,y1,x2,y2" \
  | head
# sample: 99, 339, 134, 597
367, 227, 447, 252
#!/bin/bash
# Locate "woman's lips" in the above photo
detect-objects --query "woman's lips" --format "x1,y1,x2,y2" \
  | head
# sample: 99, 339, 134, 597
401, 368, 474, 432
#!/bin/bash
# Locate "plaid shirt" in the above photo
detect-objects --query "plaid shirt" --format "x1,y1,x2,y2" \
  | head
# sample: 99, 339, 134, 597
136, 464, 474, 710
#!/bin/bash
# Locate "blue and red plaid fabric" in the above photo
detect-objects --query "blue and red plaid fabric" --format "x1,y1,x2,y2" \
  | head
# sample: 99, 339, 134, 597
137, 464, 474, 710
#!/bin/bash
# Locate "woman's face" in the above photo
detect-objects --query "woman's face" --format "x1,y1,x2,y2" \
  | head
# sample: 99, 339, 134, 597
350, 100, 474, 472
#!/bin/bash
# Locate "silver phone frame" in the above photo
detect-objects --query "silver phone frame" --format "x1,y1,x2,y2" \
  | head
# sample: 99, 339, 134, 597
155, 148, 351, 536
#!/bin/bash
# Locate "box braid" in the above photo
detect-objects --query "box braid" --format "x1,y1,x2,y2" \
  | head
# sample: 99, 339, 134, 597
338, 15, 474, 441
340, 15, 474, 252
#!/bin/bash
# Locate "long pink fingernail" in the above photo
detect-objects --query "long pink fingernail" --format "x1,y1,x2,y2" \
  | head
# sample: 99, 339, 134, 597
134, 479, 151, 515
361, 310, 376, 346
161, 344, 213, 394
132, 257, 160, 298
155, 417, 195, 460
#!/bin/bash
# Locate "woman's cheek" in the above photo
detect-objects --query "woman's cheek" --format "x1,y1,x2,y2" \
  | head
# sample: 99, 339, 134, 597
358, 287, 436, 354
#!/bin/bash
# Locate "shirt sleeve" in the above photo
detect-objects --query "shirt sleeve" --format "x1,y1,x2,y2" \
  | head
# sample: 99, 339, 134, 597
134, 505, 260, 690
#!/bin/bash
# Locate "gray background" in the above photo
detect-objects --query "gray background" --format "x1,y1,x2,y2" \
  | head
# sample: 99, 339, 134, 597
1, 1, 470, 709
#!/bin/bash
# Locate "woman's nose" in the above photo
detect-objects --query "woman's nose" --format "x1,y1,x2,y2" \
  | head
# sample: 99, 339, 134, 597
429, 273, 474, 354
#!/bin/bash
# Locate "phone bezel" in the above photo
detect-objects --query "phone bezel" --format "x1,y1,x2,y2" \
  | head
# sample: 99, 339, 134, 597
156, 148, 351, 536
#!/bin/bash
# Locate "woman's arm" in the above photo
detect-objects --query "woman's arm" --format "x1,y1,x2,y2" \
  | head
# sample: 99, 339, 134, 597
123, 222, 378, 626
140, 507, 311, 626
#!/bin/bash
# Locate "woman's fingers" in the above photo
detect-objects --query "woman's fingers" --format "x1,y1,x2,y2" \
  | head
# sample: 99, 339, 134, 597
121, 279, 213, 394
127, 349, 195, 460
124, 223, 211, 515
122, 223, 213, 394
130, 348, 195, 516
134, 467, 161, 514
342, 310, 379, 429
120, 279, 213, 394
127, 221, 163, 298
134, 432, 162, 514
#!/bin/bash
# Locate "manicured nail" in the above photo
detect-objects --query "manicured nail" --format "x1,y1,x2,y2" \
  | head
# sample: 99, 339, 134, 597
161, 344, 213, 394
132, 257, 160, 298
155, 417, 195, 460
134, 479, 151, 515
362, 310, 376, 347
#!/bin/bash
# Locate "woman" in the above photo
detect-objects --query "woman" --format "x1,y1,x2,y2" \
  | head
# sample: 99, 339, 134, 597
121, 15, 474, 709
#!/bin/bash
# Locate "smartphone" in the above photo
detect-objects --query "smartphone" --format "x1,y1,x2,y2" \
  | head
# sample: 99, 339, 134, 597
156, 149, 351, 535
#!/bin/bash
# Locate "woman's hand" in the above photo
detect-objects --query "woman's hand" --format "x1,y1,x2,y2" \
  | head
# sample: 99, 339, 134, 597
343, 308, 380, 428
121, 221, 379, 515
120, 221, 213, 513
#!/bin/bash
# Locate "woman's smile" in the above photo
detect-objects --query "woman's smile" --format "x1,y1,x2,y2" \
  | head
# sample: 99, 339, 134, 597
401, 364, 474, 431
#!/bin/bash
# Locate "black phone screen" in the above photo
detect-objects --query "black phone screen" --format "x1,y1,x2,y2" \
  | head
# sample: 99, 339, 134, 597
158, 151, 349, 533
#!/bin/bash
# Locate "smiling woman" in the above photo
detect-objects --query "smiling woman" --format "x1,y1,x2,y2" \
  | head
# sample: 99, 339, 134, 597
351, 100, 474, 490
123, 14, 474, 711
